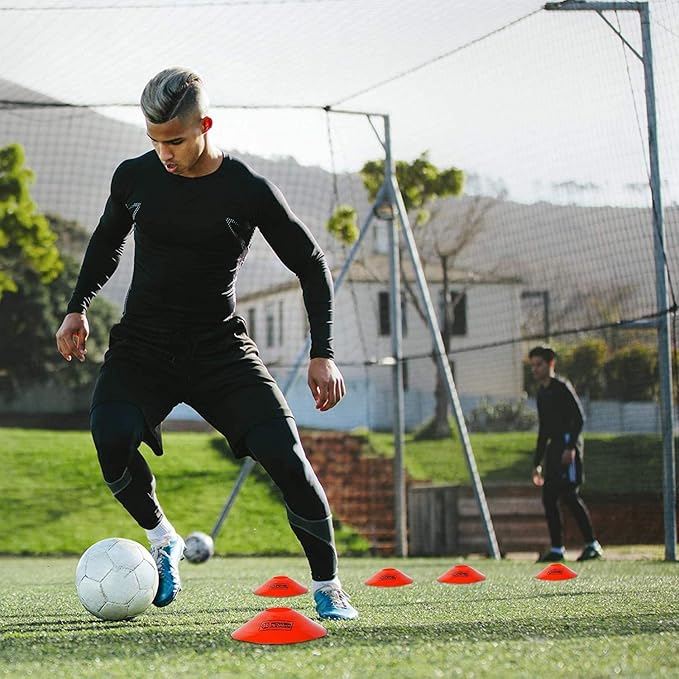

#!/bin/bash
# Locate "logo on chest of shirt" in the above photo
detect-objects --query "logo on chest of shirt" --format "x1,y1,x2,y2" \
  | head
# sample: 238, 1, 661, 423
224, 216, 254, 249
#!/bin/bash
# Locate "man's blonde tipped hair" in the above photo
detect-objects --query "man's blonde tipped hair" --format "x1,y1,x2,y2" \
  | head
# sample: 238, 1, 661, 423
140, 67, 209, 124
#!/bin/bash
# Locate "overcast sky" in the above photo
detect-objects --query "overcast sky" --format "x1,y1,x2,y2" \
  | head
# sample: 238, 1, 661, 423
0, 0, 677, 206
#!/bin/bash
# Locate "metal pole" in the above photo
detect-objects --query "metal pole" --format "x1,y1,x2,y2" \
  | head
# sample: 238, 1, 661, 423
639, 4, 676, 561
209, 187, 385, 541
389, 174, 501, 560
383, 115, 408, 557
545, 0, 676, 560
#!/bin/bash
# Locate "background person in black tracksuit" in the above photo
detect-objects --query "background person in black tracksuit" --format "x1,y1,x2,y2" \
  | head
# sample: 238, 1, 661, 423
529, 345, 604, 562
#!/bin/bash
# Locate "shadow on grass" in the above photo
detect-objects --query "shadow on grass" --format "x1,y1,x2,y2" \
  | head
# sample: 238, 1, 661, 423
3, 606, 678, 661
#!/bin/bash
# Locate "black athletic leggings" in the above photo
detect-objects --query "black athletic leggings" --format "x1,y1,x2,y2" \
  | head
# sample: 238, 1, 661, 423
542, 481, 595, 548
91, 402, 337, 581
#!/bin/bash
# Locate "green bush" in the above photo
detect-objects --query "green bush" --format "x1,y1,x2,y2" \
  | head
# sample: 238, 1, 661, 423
561, 338, 607, 399
524, 338, 659, 403
604, 342, 658, 401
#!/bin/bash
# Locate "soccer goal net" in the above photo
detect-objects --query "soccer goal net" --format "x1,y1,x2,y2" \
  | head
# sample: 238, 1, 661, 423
1, 0, 678, 557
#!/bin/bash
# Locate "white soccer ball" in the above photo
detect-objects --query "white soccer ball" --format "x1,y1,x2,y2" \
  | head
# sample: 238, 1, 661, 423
183, 531, 214, 564
75, 538, 159, 621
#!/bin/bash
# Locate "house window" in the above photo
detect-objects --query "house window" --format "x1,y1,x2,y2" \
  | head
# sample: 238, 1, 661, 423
247, 307, 256, 343
378, 291, 408, 337
440, 290, 467, 336
402, 359, 409, 391
378, 291, 390, 336
302, 303, 309, 339
450, 292, 467, 336
265, 303, 275, 348
278, 300, 284, 345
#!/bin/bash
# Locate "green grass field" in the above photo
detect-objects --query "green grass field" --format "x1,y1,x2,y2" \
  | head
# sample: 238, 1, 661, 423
2, 555, 679, 678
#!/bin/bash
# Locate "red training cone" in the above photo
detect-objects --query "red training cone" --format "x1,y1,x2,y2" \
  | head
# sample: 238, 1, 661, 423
535, 563, 578, 581
364, 567, 414, 587
253, 575, 309, 597
437, 564, 486, 585
231, 607, 326, 645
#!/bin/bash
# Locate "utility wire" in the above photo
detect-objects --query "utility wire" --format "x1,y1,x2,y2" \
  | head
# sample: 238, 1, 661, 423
329, 6, 544, 107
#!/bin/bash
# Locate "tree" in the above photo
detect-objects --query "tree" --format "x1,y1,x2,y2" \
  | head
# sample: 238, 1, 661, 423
0, 144, 62, 299
327, 152, 502, 438
0, 212, 119, 399
560, 338, 607, 399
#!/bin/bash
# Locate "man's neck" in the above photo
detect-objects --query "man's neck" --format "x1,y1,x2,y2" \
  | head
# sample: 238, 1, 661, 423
193, 143, 223, 177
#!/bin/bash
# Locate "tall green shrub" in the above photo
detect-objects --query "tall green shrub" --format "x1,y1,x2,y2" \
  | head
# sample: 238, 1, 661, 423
604, 343, 657, 401
562, 338, 607, 399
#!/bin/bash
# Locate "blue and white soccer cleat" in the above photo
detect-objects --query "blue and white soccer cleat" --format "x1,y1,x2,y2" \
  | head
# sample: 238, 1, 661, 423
151, 535, 185, 607
314, 585, 359, 620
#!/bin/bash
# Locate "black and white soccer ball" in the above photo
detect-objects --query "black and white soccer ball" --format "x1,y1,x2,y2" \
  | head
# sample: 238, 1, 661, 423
183, 531, 215, 564
75, 537, 159, 620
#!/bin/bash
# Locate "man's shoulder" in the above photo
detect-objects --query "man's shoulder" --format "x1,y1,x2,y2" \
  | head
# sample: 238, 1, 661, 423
113, 151, 157, 182
552, 375, 582, 401
539, 376, 570, 394
221, 153, 267, 185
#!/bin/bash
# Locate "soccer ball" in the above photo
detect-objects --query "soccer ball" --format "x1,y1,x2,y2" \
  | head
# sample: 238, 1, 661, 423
75, 538, 159, 620
183, 531, 214, 564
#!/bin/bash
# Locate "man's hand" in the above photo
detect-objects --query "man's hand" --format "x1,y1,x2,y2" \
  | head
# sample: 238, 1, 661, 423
56, 312, 89, 363
307, 357, 346, 411
561, 448, 575, 467
532, 465, 544, 487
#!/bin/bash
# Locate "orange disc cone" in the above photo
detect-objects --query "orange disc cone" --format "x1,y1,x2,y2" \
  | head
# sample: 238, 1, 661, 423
365, 567, 414, 587
437, 564, 486, 585
231, 607, 326, 645
535, 563, 578, 581
253, 575, 309, 597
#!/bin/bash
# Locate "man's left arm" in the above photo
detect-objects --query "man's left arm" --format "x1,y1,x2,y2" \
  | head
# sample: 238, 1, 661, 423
255, 176, 345, 410
562, 380, 584, 443
561, 380, 585, 466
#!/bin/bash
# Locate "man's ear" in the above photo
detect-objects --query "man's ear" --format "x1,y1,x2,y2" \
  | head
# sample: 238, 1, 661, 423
201, 116, 213, 133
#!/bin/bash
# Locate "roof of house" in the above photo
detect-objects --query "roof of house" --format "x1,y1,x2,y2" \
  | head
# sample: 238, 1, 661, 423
237, 254, 522, 303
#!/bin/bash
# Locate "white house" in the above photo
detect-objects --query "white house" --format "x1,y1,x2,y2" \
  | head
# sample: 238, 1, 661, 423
235, 255, 524, 431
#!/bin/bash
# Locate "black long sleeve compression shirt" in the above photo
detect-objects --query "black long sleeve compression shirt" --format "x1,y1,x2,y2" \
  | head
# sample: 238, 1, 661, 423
66, 151, 335, 358
534, 375, 585, 468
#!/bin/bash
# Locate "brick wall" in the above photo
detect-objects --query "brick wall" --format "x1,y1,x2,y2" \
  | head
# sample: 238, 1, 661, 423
301, 431, 397, 555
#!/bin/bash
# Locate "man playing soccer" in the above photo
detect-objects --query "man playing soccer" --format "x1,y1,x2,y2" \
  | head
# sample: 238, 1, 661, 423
55, 67, 358, 620
529, 345, 604, 563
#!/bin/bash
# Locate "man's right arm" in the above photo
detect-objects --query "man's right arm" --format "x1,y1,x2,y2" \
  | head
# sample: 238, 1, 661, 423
56, 168, 133, 362
65, 191, 133, 315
